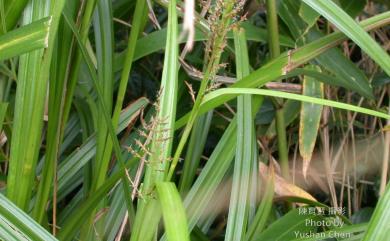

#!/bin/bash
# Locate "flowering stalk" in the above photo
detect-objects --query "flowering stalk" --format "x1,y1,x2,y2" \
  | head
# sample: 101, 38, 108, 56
167, 0, 245, 180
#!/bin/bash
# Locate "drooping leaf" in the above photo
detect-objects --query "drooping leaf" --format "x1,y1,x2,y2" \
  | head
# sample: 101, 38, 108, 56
299, 66, 323, 178
279, 0, 374, 99
194, 88, 390, 122
0, 17, 51, 61
259, 162, 316, 202
303, 0, 390, 78
175, 11, 390, 129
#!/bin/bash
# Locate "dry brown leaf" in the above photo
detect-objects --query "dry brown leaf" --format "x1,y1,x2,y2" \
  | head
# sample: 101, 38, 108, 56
259, 162, 317, 202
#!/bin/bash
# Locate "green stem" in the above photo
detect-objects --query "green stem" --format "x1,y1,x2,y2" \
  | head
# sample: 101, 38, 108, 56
266, 0, 289, 179
266, 0, 280, 58
61, 0, 97, 138
275, 108, 290, 179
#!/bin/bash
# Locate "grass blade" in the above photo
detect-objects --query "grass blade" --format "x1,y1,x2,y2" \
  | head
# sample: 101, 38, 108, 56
225, 27, 257, 241
0, 0, 29, 33
32, 2, 78, 224
156, 182, 190, 241
7, 0, 67, 211
130, 0, 178, 239
57, 161, 134, 240
6, 0, 51, 211
0, 102, 7, 132
279, 0, 374, 99
113, 22, 295, 72
0, 193, 57, 241
0, 17, 50, 61
80, 0, 116, 237
178, 111, 213, 194
201, 88, 390, 120
303, 0, 390, 76
246, 170, 275, 241
253, 208, 318, 241
62, 10, 146, 238
299, 66, 323, 178
175, 11, 390, 128
363, 183, 390, 240
176, 101, 263, 237
56, 98, 148, 195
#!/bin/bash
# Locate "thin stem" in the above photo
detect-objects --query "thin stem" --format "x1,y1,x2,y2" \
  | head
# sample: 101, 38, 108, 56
379, 86, 390, 195
166, 0, 237, 180
275, 108, 289, 179
266, 0, 280, 58
266, 0, 289, 179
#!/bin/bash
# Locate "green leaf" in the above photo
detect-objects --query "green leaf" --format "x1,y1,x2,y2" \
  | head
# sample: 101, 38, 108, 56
130, 0, 179, 240
0, 102, 7, 132
225, 27, 258, 241
291, 223, 367, 241
32, 2, 79, 223
0, 0, 29, 33
303, 0, 390, 78
175, 101, 264, 239
156, 182, 190, 241
363, 183, 390, 240
253, 208, 318, 241
246, 169, 275, 241
0, 17, 51, 61
299, 2, 320, 29
6, 0, 51, 211
62, 9, 146, 239
200, 88, 390, 120
113, 23, 295, 72
0, 193, 57, 241
56, 98, 148, 196
57, 162, 135, 240
279, 0, 374, 99
91, 0, 116, 193
178, 111, 213, 194
81, 0, 117, 236
183, 118, 237, 233
338, 0, 367, 18
175, 11, 390, 129
7, 0, 67, 212
299, 66, 323, 178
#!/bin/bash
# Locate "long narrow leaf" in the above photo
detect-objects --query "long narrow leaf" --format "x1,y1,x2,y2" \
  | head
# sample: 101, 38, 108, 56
363, 183, 390, 240
156, 182, 190, 241
0, 193, 57, 241
7, 0, 51, 211
130, 0, 179, 240
175, 11, 390, 128
303, 0, 390, 77
0, 17, 50, 61
201, 88, 390, 120
299, 65, 323, 178
225, 27, 257, 241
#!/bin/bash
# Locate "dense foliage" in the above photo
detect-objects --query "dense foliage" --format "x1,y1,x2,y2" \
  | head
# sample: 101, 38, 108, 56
0, 0, 389, 240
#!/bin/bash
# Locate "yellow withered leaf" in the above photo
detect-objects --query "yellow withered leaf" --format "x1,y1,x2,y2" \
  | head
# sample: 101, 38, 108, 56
259, 162, 317, 202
